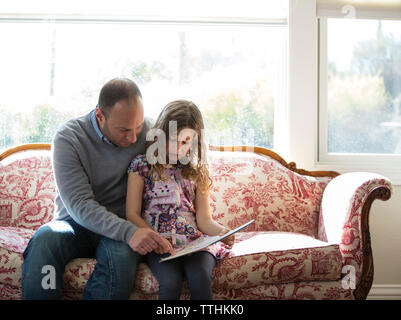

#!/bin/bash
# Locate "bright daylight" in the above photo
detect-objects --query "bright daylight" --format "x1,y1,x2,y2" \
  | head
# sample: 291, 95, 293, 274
0, 0, 400, 308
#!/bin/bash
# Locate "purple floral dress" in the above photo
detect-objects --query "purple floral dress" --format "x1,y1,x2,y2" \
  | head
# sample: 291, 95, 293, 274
127, 154, 229, 260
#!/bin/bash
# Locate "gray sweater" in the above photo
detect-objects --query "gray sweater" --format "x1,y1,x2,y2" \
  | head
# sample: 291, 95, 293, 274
51, 109, 151, 244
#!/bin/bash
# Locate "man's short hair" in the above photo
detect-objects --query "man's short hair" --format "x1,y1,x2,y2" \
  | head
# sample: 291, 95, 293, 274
98, 78, 142, 118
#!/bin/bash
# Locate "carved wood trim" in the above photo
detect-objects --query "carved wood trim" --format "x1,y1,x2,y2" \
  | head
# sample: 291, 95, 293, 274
353, 185, 392, 300
208, 145, 340, 178
1, 144, 340, 178
0, 143, 51, 161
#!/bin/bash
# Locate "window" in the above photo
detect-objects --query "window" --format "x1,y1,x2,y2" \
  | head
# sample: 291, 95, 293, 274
0, 0, 288, 153
319, 18, 401, 155
317, 0, 401, 182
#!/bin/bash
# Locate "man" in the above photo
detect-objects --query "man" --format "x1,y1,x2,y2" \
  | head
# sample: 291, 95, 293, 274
22, 78, 171, 299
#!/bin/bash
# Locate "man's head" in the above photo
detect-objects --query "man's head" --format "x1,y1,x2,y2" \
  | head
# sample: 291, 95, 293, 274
96, 78, 144, 148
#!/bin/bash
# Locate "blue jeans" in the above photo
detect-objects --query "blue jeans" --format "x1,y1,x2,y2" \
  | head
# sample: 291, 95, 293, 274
22, 219, 142, 300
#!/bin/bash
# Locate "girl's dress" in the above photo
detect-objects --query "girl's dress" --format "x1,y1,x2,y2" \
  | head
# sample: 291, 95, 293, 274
127, 154, 229, 260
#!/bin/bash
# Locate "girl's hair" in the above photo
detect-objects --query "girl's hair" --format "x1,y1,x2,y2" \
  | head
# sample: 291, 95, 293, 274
146, 100, 212, 193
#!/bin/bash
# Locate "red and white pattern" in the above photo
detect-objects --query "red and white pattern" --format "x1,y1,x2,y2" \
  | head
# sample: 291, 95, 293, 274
208, 152, 332, 238
130, 280, 354, 300
0, 151, 55, 230
318, 172, 393, 285
0, 148, 392, 300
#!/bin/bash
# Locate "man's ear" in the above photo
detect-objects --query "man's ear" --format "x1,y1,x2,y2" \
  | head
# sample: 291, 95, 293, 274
95, 107, 105, 126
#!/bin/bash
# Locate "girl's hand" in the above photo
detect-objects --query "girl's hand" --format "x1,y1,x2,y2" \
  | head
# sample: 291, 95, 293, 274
219, 228, 235, 249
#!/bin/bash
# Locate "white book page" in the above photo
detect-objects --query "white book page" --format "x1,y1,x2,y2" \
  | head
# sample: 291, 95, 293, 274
160, 219, 254, 262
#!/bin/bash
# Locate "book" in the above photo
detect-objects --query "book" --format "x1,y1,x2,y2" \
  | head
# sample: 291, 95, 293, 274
159, 219, 255, 262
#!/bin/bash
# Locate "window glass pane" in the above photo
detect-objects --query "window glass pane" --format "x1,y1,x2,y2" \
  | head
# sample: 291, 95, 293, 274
327, 19, 401, 154
0, 21, 286, 152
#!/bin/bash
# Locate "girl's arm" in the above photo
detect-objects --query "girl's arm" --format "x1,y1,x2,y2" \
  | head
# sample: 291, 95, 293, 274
126, 172, 151, 229
126, 172, 175, 255
195, 188, 235, 248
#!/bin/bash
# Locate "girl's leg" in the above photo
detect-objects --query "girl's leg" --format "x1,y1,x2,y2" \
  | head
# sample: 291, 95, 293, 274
183, 251, 216, 300
146, 252, 185, 300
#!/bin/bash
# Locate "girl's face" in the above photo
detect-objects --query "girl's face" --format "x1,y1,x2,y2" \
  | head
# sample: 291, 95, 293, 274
167, 127, 196, 163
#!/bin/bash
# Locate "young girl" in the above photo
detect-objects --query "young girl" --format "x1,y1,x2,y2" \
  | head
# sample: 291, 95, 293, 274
126, 100, 234, 300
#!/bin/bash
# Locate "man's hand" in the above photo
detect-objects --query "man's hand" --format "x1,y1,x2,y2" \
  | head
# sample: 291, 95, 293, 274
129, 228, 173, 255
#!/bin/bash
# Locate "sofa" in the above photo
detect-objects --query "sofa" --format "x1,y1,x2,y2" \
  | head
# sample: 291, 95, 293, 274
0, 143, 392, 300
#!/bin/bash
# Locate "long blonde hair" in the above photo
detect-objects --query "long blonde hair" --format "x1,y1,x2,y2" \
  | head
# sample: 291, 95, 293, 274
146, 100, 212, 193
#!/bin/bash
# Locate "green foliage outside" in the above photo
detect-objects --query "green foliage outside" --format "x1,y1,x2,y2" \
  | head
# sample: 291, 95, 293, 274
202, 82, 274, 148
0, 104, 71, 153
328, 23, 401, 154
1, 23, 400, 154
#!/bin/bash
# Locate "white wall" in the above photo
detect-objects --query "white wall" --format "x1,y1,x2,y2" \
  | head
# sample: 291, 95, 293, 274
370, 185, 401, 284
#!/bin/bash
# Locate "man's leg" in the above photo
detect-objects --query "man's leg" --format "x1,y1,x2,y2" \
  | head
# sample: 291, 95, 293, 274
22, 220, 98, 299
83, 236, 142, 300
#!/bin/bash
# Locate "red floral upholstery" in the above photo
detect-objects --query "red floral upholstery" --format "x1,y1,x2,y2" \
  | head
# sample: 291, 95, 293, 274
208, 152, 332, 237
0, 151, 55, 229
318, 172, 392, 285
0, 146, 392, 300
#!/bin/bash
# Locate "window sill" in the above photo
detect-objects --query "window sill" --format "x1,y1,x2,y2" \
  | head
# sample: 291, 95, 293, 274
313, 160, 401, 186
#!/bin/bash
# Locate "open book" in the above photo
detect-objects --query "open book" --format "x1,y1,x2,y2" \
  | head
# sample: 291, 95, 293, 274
160, 219, 255, 262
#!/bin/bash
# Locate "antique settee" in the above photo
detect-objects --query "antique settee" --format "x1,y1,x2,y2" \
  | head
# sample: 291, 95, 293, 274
0, 143, 392, 300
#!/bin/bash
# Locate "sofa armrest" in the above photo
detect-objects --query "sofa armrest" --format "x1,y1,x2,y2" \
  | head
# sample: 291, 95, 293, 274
318, 172, 392, 299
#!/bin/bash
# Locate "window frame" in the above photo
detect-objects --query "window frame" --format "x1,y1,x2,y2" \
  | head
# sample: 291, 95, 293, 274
288, 0, 401, 185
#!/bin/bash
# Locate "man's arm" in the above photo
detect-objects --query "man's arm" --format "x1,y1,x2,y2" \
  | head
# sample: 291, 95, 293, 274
52, 132, 137, 244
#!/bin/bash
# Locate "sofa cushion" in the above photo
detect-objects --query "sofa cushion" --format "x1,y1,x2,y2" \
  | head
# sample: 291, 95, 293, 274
0, 226, 35, 296
63, 258, 96, 299
214, 232, 342, 289
0, 226, 35, 254
0, 151, 56, 230
208, 151, 332, 238
0, 247, 24, 292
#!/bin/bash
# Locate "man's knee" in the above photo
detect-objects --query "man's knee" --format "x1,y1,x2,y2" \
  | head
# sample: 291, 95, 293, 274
23, 223, 62, 258
97, 237, 138, 261
96, 237, 141, 280
23, 221, 85, 266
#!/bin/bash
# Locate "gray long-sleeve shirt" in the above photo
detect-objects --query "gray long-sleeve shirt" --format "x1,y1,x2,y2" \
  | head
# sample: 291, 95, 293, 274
51, 109, 151, 244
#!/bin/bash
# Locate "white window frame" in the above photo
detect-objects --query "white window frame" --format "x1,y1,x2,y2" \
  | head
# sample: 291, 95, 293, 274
318, 17, 401, 180
288, 0, 401, 185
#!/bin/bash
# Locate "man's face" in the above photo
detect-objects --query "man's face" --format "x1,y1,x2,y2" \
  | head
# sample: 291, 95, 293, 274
96, 97, 144, 148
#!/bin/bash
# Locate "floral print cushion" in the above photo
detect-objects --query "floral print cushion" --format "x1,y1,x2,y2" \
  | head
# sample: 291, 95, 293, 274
0, 151, 56, 230
208, 151, 332, 238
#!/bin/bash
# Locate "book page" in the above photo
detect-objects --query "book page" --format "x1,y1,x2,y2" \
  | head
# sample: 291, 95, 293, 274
160, 219, 254, 262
